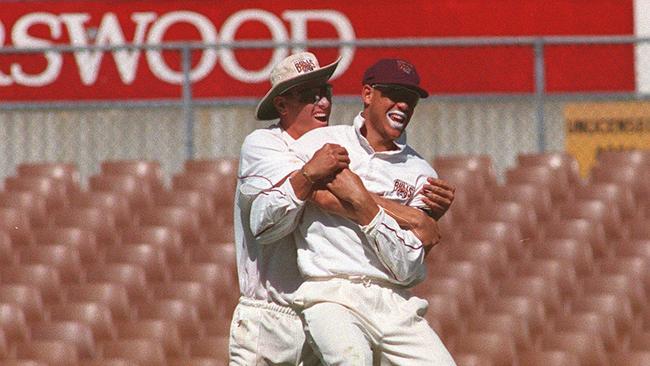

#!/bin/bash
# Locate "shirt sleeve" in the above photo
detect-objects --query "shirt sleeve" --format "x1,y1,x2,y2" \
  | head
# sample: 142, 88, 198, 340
361, 207, 426, 286
238, 130, 306, 245
407, 165, 439, 211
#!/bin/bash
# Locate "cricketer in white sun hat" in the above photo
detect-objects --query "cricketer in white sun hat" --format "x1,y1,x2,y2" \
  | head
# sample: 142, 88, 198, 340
255, 52, 340, 120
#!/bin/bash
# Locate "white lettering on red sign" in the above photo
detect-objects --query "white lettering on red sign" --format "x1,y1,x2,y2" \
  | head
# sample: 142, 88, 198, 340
0, 9, 356, 87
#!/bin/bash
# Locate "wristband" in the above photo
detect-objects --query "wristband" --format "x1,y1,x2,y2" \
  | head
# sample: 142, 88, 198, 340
300, 166, 316, 185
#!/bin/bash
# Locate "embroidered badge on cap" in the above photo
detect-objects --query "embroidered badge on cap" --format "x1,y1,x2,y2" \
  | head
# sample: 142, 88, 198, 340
396, 60, 414, 75
294, 58, 317, 73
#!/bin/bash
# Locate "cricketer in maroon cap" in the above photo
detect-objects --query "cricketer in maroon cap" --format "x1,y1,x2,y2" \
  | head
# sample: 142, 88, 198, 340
273, 58, 457, 364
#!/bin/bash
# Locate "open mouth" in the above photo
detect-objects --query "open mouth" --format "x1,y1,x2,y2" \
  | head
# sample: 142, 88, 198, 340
386, 111, 408, 130
314, 113, 329, 123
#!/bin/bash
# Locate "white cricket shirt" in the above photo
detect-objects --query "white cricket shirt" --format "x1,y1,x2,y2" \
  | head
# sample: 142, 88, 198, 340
234, 123, 307, 306
250, 114, 437, 287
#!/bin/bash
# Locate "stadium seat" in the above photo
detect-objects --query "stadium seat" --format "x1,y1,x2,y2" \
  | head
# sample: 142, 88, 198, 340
104, 244, 168, 282
0, 208, 33, 246
506, 165, 572, 203
490, 183, 554, 223
184, 158, 238, 176
609, 351, 650, 366
134, 299, 204, 339
539, 331, 609, 366
150, 281, 220, 319
0, 191, 48, 228
542, 218, 606, 265
18, 245, 83, 283
30, 321, 96, 359
85, 264, 150, 302
513, 258, 579, 300
574, 182, 637, 221
0, 361, 49, 366
458, 220, 525, 261
432, 154, 497, 188
187, 244, 237, 273
33, 227, 99, 264
202, 225, 235, 246
4, 176, 68, 211
450, 331, 517, 366
167, 358, 224, 366
188, 336, 230, 361
77, 360, 138, 366
51, 208, 119, 246
169, 263, 236, 302
70, 191, 133, 228
0, 303, 29, 343
137, 207, 202, 245
48, 302, 116, 341
1, 264, 63, 304
0, 231, 16, 265
426, 260, 493, 300
64, 283, 132, 321
552, 312, 620, 352
184, 157, 238, 186
15, 340, 79, 366
120, 226, 184, 263
615, 239, 650, 260
449, 354, 494, 366
532, 238, 593, 278
115, 319, 183, 357
595, 149, 650, 167
596, 256, 648, 286
516, 151, 582, 187
630, 221, 650, 240
17, 162, 80, 195
516, 350, 580, 366
483, 296, 546, 336
100, 160, 165, 192
434, 167, 488, 205
571, 293, 634, 335
477, 200, 539, 241
465, 312, 533, 351
590, 165, 646, 202
154, 189, 217, 225
0, 284, 45, 321
423, 294, 464, 339
88, 174, 153, 211
446, 239, 509, 278
203, 319, 231, 338
101, 339, 166, 366
415, 276, 477, 315
623, 331, 650, 354
172, 172, 235, 210
498, 275, 563, 315
558, 199, 625, 247
582, 274, 647, 312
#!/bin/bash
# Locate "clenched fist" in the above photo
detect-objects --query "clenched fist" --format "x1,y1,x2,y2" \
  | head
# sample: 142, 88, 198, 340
302, 143, 350, 184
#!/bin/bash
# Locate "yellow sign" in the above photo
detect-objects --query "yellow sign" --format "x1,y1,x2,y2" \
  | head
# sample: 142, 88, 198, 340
564, 102, 650, 177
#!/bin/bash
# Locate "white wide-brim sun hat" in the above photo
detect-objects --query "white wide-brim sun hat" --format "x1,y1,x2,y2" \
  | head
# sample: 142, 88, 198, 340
255, 52, 340, 120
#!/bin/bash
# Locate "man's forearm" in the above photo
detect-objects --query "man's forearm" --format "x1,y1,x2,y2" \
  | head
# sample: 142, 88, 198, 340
372, 194, 441, 252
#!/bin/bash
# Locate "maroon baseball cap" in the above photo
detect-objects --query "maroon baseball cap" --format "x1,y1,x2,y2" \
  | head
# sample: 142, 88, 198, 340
362, 58, 428, 98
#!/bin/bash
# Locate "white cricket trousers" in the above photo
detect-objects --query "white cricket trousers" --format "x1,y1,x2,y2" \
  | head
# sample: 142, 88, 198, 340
229, 297, 321, 365
294, 278, 457, 366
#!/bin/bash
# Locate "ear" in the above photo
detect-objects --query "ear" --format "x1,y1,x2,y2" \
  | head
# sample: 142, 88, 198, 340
273, 96, 288, 116
361, 85, 373, 107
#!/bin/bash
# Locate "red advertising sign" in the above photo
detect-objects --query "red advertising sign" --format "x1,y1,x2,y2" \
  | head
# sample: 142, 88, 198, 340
0, 0, 635, 101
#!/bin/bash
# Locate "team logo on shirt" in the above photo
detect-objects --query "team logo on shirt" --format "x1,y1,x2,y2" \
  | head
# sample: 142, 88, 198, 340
393, 179, 416, 199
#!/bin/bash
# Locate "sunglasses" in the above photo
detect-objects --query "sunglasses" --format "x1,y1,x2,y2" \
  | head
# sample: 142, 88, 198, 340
285, 84, 333, 104
371, 83, 420, 102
